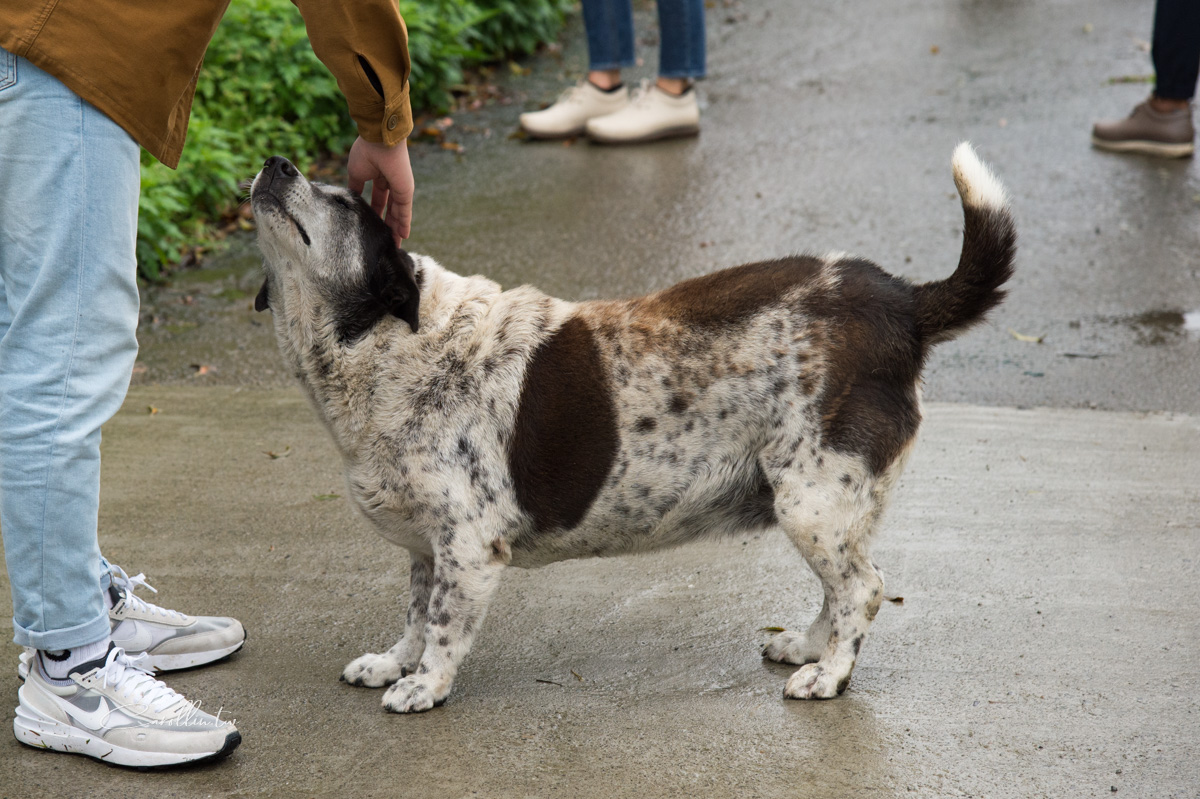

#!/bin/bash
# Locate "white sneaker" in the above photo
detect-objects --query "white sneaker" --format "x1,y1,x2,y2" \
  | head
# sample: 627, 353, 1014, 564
18, 564, 246, 680
14, 644, 241, 768
519, 80, 630, 139
585, 79, 701, 144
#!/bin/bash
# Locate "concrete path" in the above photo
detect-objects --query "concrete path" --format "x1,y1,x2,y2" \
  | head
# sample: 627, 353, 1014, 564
2, 389, 1197, 797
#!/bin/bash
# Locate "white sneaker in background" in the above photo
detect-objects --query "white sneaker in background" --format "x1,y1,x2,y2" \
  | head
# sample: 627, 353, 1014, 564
14, 644, 241, 768
519, 80, 630, 139
586, 79, 701, 144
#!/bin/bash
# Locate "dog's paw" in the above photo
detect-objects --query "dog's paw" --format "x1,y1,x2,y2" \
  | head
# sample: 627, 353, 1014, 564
341, 652, 407, 688
762, 630, 822, 666
783, 663, 850, 700
382, 676, 445, 714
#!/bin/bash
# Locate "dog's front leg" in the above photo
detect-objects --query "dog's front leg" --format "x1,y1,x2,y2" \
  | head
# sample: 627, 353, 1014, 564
342, 551, 434, 687
381, 535, 509, 713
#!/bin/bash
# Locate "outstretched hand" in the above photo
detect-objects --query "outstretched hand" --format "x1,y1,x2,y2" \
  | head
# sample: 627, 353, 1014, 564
347, 136, 414, 247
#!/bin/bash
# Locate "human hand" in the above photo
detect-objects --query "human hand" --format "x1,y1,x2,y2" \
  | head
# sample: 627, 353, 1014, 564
347, 136, 414, 246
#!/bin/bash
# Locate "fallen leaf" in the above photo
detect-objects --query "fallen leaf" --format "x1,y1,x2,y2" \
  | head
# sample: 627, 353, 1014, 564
571, 670, 583, 682
1008, 329, 1044, 344
440, 141, 465, 154
147, 406, 160, 416
930, 44, 940, 55
885, 596, 904, 605
265, 446, 292, 460
759, 626, 787, 633
131, 363, 148, 375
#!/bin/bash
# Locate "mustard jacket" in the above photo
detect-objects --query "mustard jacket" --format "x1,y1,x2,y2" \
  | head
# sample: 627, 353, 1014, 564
0, 1, 412, 168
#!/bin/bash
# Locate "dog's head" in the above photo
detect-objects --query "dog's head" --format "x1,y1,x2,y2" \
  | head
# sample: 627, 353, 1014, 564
250, 156, 420, 338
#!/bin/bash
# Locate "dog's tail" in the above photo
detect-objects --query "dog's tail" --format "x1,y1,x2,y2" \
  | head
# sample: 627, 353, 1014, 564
913, 142, 1016, 348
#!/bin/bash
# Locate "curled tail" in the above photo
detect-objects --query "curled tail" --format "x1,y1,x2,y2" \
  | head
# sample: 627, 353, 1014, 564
913, 142, 1017, 347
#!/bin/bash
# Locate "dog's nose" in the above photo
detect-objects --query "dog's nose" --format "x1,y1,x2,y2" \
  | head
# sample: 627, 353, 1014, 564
263, 156, 300, 179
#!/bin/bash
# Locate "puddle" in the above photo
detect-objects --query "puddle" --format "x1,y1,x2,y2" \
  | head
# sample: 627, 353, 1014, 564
1106, 310, 1195, 346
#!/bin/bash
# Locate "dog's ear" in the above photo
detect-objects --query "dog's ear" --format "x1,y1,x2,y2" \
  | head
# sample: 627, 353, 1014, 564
374, 247, 420, 333
255, 278, 270, 312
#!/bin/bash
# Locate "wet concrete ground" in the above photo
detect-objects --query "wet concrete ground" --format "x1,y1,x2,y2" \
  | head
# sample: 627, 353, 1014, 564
2, 0, 1199, 796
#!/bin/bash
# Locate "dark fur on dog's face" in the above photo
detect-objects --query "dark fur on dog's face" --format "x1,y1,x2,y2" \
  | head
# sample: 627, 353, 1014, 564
250, 156, 419, 338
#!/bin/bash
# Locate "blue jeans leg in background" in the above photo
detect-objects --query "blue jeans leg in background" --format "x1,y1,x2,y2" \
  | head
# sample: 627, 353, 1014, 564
582, 0, 706, 78
0, 50, 141, 651
657, 0, 706, 79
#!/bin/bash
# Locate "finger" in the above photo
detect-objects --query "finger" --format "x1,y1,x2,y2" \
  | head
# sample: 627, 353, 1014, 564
348, 174, 366, 196
386, 189, 413, 244
370, 177, 389, 218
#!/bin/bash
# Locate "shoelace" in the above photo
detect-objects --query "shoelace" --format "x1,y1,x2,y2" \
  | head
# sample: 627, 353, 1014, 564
628, 78, 656, 108
556, 81, 592, 106
108, 564, 186, 621
96, 647, 186, 714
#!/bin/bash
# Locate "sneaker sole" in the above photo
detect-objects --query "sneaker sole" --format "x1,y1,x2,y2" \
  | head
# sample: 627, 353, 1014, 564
13, 703, 241, 769
519, 124, 587, 140
587, 124, 700, 145
1091, 135, 1194, 158
145, 636, 247, 673
17, 636, 246, 681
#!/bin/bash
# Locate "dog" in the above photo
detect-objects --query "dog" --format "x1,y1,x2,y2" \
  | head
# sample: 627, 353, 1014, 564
249, 143, 1015, 713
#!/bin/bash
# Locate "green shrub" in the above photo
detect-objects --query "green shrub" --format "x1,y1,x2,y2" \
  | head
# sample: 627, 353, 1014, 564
137, 0, 572, 281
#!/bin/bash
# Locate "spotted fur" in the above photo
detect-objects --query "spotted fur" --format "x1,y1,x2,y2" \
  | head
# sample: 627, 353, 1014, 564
250, 143, 1016, 712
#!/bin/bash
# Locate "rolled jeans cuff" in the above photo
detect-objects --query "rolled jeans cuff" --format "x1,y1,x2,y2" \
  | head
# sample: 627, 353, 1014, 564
12, 608, 111, 651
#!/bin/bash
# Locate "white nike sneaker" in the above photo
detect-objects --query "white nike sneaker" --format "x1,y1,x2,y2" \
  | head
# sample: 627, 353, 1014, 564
14, 644, 241, 768
585, 79, 701, 144
17, 564, 246, 680
519, 80, 630, 139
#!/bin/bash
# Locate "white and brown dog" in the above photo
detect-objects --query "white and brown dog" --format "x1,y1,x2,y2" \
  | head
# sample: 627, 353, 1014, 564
250, 144, 1015, 713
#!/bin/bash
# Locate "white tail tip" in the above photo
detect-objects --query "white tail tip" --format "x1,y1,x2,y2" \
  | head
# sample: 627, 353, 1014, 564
952, 142, 1009, 210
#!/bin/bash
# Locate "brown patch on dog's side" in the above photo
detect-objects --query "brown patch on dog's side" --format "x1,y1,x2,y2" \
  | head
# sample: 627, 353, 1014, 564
509, 316, 618, 533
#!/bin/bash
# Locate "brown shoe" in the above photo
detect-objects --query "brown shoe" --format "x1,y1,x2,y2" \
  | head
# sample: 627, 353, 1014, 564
1092, 97, 1195, 157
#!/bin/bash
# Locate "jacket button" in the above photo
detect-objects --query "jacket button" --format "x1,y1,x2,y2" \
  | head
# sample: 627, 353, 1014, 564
386, 115, 399, 131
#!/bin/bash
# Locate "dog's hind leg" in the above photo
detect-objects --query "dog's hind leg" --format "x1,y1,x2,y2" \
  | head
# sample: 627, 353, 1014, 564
381, 534, 510, 713
763, 594, 831, 666
765, 455, 893, 699
342, 552, 434, 688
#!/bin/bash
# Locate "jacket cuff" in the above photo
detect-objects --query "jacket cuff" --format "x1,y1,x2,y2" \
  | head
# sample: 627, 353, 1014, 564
356, 81, 412, 145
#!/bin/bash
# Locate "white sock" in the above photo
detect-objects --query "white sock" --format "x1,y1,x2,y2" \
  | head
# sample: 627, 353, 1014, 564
39, 638, 112, 683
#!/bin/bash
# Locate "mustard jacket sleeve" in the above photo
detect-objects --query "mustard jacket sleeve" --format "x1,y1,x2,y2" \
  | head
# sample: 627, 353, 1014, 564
290, 0, 413, 145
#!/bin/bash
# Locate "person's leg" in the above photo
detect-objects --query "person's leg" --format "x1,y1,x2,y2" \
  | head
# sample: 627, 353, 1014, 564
0, 50, 140, 653
519, 0, 635, 139
584, 0, 705, 143
583, 0, 637, 86
655, 0, 706, 93
1151, 0, 1200, 103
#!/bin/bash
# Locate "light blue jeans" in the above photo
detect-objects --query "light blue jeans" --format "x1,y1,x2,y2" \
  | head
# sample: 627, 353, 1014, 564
0, 50, 140, 650
583, 0, 706, 79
